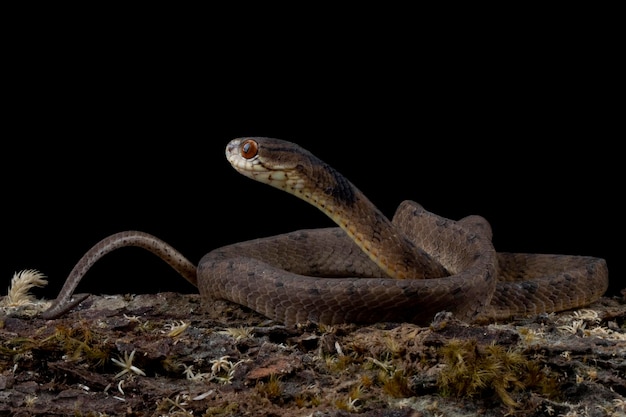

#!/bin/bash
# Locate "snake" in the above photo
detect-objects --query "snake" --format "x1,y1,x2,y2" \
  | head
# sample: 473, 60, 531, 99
41, 137, 609, 325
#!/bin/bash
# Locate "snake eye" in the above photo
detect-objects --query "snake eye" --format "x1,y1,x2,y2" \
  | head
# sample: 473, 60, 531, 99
240, 139, 259, 159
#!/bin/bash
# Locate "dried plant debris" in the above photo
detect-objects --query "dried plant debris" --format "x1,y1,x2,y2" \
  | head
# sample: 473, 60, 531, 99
0, 290, 624, 416
1, 269, 48, 309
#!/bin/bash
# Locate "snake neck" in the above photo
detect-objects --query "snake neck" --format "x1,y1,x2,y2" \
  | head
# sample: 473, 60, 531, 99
294, 174, 449, 279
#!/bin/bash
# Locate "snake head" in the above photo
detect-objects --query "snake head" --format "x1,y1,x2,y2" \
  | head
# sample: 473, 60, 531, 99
226, 137, 356, 206
226, 137, 305, 187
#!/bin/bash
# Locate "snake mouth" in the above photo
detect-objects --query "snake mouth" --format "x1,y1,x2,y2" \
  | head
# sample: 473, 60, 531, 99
226, 138, 303, 191
226, 138, 262, 181
225, 140, 239, 160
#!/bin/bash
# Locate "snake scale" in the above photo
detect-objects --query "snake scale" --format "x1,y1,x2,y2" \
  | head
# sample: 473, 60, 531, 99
41, 138, 609, 325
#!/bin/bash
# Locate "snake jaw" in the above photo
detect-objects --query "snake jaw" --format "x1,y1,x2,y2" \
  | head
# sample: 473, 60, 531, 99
226, 138, 307, 193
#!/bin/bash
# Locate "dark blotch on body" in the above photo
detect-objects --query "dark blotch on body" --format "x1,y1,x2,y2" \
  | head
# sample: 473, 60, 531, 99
323, 162, 356, 206
521, 281, 539, 294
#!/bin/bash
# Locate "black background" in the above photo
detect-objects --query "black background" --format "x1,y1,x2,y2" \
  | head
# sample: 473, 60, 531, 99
3, 12, 622, 302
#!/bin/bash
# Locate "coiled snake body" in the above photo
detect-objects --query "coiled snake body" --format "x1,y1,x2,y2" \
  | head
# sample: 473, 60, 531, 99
42, 138, 609, 325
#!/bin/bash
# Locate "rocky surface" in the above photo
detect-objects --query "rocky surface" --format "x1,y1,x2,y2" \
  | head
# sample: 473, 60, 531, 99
1, 291, 625, 417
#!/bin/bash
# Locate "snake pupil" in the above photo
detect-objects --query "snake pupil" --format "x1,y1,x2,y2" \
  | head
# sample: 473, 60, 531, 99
241, 139, 259, 159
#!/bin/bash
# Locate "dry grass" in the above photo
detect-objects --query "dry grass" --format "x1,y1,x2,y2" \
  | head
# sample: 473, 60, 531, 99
1, 269, 47, 307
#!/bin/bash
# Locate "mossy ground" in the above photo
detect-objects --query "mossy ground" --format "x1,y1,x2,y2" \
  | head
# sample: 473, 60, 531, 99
1, 291, 625, 417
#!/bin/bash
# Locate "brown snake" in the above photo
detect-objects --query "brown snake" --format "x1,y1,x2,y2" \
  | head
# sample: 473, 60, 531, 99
41, 138, 609, 325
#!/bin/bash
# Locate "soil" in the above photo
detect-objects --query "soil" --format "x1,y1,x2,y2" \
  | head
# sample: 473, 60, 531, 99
1, 290, 625, 417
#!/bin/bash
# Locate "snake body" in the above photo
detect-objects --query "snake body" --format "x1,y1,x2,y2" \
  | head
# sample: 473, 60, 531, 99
41, 138, 609, 325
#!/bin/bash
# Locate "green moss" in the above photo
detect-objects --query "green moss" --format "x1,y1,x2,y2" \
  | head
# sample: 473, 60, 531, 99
255, 374, 284, 403
203, 402, 239, 416
40, 323, 111, 367
437, 339, 560, 408
381, 369, 413, 398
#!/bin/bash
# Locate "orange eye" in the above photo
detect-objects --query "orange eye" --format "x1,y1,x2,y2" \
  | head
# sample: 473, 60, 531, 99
241, 139, 258, 159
